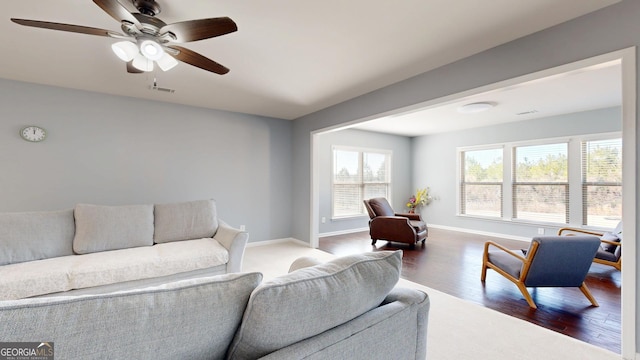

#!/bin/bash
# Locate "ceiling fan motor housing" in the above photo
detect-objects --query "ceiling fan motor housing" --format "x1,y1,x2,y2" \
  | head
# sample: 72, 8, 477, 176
132, 0, 161, 16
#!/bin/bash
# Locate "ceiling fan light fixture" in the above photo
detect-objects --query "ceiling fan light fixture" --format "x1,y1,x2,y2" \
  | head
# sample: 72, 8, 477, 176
132, 54, 154, 72
111, 41, 139, 62
156, 53, 179, 71
139, 39, 164, 61
458, 102, 496, 114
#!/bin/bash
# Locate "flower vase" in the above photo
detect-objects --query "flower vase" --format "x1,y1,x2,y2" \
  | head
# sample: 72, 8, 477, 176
408, 208, 415, 214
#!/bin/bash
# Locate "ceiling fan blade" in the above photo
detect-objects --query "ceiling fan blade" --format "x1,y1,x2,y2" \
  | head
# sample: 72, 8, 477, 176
11, 18, 118, 37
93, 0, 141, 28
160, 17, 237, 43
167, 45, 229, 74
126, 61, 144, 73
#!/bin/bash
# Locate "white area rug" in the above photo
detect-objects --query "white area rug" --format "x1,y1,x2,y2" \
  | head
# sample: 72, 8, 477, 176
243, 241, 619, 360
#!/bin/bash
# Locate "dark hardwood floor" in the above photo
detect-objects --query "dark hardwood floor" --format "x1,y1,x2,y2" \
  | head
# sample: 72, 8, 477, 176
319, 228, 621, 354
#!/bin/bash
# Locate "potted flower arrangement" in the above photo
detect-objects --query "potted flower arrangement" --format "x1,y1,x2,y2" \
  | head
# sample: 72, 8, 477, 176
406, 188, 432, 213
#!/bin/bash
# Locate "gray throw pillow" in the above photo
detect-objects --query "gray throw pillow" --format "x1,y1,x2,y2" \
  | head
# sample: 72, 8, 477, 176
73, 204, 154, 254
0, 209, 75, 265
227, 251, 402, 360
600, 231, 620, 253
153, 199, 218, 243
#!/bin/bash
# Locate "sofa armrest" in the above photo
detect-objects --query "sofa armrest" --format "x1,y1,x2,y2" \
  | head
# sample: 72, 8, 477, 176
213, 220, 248, 273
258, 287, 429, 360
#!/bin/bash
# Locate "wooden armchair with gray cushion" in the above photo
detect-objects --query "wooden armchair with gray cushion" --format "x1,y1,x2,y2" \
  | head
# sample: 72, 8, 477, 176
363, 197, 428, 247
481, 235, 601, 309
558, 221, 622, 271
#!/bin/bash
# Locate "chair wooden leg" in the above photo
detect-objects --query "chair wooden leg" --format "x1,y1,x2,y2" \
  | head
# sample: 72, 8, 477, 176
579, 282, 599, 307
515, 283, 537, 309
371, 239, 377, 245
480, 262, 487, 282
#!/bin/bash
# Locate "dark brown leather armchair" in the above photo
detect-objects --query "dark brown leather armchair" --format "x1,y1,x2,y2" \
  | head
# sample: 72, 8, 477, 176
363, 197, 428, 247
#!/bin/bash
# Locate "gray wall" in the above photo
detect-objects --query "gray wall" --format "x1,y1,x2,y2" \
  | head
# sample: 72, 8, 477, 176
317, 129, 412, 235
292, 0, 639, 353
0, 79, 292, 243
414, 107, 621, 238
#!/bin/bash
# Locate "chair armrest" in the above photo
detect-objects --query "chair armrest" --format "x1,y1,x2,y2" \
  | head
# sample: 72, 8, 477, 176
213, 220, 248, 273
483, 241, 527, 262
371, 215, 413, 224
369, 216, 417, 243
600, 239, 622, 248
395, 212, 423, 221
558, 227, 604, 237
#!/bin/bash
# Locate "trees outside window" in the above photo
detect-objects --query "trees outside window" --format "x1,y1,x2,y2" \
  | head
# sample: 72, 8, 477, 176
459, 134, 621, 228
513, 143, 569, 223
461, 148, 503, 217
583, 138, 622, 228
332, 147, 391, 218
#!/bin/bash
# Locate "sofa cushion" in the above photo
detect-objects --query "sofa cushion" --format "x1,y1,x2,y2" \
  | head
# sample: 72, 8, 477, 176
154, 199, 218, 243
0, 238, 230, 300
227, 251, 402, 360
0, 209, 75, 266
0, 272, 262, 360
73, 204, 154, 254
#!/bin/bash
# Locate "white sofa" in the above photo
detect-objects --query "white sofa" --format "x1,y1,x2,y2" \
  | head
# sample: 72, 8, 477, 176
0, 199, 247, 300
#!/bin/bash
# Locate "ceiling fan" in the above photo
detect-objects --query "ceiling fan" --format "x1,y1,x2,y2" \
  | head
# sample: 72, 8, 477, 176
11, 0, 237, 75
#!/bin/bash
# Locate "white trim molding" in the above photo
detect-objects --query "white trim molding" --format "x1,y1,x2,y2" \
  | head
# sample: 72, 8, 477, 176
246, 237, 312, 248
427, 224, 531, 243
318, 227, 369, 238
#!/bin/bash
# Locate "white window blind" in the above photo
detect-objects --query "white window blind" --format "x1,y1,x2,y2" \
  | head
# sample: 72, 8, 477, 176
333, 148, 390, 218
582, 138, 622, 227
461, 148, 503, 217
513, 143, 568, 223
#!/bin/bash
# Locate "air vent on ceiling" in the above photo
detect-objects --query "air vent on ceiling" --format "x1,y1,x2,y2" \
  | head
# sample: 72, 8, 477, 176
516, 110, 538, 115
148, 78, 175, 93
148, 85, 175, 93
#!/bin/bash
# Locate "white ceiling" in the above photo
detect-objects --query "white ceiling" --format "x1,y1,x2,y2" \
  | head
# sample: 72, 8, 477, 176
352, 60, 622, 137
0, 0, 620, 120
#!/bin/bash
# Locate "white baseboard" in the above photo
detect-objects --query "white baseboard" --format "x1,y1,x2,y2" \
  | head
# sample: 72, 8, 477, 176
251, 225, 530, 248
318, 227, 369, 238
319, 224, 530, 242
246, 237, 311, 248
427, 224, 531, 242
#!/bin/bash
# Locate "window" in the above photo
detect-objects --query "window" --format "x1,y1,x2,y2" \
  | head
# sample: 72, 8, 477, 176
332, 147, 391, 218
582, 138, 622, 228
513, 143, 569, 223
460, 148, 503, 217
458, 133, 622, 227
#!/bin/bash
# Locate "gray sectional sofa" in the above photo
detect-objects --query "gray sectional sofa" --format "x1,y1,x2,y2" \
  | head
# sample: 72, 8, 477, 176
0, 199, 247, 300
0, 251, 429, 360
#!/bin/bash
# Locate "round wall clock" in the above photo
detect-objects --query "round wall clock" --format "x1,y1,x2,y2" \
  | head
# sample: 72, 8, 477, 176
20, 126, 47, 142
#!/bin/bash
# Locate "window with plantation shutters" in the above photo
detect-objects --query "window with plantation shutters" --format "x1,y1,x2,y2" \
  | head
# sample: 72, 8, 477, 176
513, 143, 569, 223
332, 147, 391, 218
582, 138, 622, 228
461, 148, 503, 217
